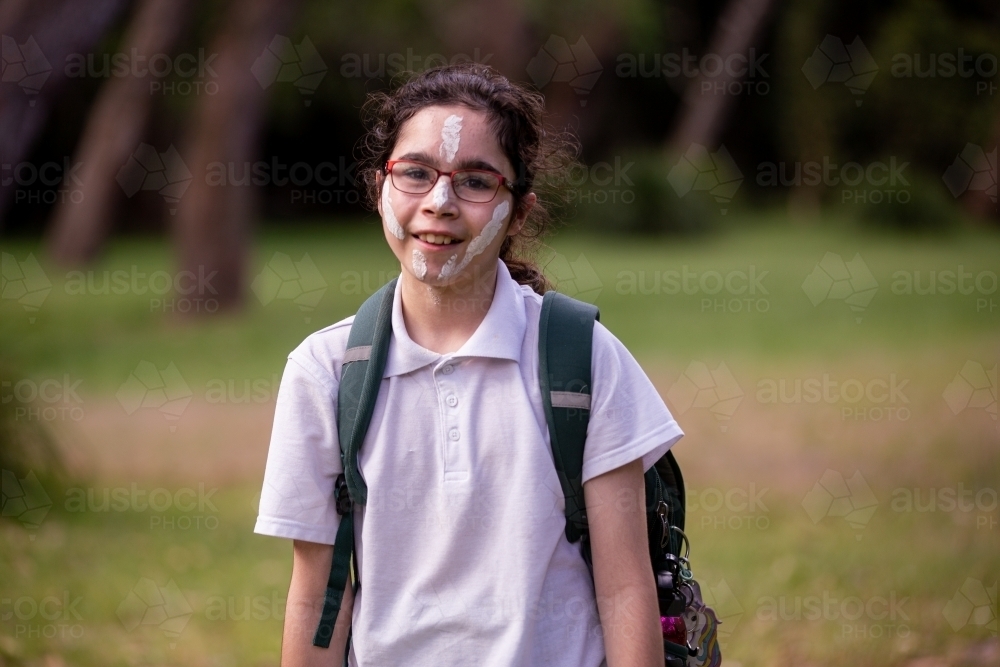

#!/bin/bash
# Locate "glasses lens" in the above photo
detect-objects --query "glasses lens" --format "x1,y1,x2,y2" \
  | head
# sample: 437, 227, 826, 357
390, 161, 436, 194
452, 170, 501, 203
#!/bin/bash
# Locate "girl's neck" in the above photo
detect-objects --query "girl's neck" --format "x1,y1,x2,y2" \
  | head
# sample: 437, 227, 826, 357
398, 264, 499, 355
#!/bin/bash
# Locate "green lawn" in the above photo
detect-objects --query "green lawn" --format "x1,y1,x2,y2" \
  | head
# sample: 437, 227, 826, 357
2, 217, 998, 666
2, 217, 998, 393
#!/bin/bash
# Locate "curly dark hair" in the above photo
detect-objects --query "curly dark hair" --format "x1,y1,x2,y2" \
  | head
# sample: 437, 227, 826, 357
356, 62, 580, 294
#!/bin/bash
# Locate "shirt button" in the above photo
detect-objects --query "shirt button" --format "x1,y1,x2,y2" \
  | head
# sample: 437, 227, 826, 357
446, 395, 458, 407
449, 428, 460, 441
441, 364, 454, 375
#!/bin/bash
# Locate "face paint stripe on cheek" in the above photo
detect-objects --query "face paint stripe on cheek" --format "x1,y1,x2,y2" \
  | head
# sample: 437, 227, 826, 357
437, 199, 510, 279
382, 184, 405, 240
439, 114, 463, 162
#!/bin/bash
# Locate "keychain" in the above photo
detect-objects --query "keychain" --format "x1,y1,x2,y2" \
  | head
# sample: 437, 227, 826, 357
661, 527, 722, 667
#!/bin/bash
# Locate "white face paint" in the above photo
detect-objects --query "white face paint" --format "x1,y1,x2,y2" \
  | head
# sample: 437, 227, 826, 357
381, 183, 405, 240
431, 177, 451, 209
439, 114, 463, 162
438, 200, 510, 280
411, 249, 427, 280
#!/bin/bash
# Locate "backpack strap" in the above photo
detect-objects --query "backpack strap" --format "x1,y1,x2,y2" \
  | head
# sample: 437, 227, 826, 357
313, 277, 397, 651
538, 291, 600, 549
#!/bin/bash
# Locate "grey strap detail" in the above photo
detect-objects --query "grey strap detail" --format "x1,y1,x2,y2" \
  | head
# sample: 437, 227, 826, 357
550, 391, 591, 410
342, 346, 372, 365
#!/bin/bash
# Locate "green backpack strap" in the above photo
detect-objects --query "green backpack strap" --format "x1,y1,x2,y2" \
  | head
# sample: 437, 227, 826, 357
313, 277, 397, 650
538, 291, 600, 550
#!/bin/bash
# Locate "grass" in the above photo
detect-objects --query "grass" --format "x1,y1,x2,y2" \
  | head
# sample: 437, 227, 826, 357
1, 215, 998, 666
1, 216, 998, 393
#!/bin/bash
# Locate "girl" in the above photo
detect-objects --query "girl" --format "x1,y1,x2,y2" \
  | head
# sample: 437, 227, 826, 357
255, 63, 684, 667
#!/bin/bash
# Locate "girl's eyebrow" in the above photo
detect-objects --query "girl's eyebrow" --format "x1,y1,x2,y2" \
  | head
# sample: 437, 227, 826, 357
397, 151, 504, 175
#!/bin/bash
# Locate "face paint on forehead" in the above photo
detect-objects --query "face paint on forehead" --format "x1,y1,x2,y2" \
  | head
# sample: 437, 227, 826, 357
382, 183, 405, 240
439, 114, 463, 163
438, 199, 511, 280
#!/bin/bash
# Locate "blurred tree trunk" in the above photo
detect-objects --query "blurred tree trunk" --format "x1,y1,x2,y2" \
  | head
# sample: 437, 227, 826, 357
45, 0, 194, 264
665, 0, 776, 154
964, 111, 1000, 223
0, 0, 130, 231
172, 0, 300, 311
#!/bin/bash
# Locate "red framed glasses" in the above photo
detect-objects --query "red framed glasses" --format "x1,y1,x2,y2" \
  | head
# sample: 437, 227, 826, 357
385, 160, 512, 203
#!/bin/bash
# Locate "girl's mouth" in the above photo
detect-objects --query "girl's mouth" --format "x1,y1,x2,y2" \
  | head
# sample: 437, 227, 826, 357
413, 233, 462, 248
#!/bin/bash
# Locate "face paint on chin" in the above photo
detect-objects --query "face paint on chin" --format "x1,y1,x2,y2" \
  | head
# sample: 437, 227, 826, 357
382, 184, 405, 240
437, 199, 511, 280
412, 249, 427, 280
439, 114, 463, 162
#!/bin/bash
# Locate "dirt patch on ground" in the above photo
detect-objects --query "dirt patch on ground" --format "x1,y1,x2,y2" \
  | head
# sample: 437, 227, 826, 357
48, 372, 997, 497
51, 399, 276, 485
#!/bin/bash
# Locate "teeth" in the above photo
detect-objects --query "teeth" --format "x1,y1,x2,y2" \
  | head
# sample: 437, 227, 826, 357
418, 233, 456, 245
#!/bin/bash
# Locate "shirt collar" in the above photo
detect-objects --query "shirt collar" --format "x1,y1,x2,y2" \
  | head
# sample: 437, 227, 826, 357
383, 258, 527, 378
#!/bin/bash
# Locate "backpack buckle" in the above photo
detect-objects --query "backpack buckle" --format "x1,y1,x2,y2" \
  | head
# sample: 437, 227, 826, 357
335, 473, 353, 515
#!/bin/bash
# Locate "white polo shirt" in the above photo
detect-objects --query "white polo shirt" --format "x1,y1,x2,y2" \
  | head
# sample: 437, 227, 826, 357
255, 258, 684, 667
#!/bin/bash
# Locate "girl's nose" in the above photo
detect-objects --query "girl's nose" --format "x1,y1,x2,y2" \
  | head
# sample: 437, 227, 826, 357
425, 175, 458, 214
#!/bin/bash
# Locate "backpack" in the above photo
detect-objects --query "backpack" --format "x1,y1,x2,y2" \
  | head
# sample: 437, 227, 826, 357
312, 278, 722, 667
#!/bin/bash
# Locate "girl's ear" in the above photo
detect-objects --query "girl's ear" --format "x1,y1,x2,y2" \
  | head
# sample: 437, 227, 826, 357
507, 192, 536, 237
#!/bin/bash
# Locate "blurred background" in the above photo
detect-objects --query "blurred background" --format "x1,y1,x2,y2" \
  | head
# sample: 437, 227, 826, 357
1, 0, 998, 665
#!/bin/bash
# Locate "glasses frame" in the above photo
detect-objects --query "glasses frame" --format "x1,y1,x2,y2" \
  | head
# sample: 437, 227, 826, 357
385, 159, 513, 204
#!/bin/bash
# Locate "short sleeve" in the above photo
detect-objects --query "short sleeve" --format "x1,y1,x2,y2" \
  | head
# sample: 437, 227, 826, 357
254, 352, 343, 544
581, 321, 684, 485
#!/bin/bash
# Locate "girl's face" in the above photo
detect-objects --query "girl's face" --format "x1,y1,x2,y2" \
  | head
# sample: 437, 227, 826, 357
377, 104, 532, 288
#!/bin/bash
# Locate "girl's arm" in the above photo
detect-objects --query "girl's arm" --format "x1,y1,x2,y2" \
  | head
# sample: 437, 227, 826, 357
584, 458, 664, 667
281, 539, 355, 667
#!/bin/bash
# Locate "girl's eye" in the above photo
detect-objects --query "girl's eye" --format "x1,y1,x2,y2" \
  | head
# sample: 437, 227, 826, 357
402, 167, 433, 181
455, 172, 497, 190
